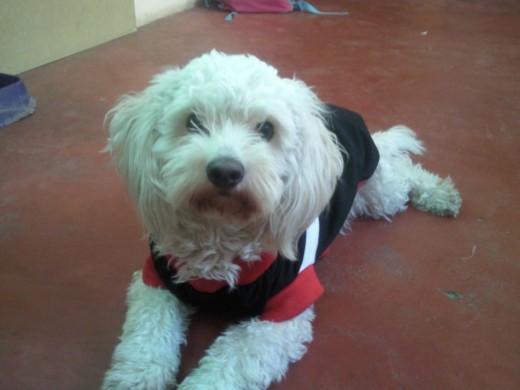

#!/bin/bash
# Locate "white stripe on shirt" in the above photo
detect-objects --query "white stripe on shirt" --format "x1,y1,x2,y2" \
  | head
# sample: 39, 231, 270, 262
300, 218, 320, 273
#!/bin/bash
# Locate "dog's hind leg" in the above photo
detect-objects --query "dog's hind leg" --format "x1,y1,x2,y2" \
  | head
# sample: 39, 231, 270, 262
102, 272, 193, 390
349, 125, 461, 221
178, 307, 315, 390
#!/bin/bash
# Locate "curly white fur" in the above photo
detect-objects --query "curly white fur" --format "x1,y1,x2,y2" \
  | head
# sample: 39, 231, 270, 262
178, 308, 314, 390
102, 51, 461, 390
106, 51, 343, 284
102, 273, 193, 389
349, 125, 461, 223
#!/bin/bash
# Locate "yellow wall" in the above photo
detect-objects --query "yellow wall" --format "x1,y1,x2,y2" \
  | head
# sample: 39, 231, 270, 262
0, 0, 136, 75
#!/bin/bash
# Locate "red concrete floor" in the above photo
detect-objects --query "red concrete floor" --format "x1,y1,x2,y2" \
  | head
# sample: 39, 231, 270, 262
1, 1, 519, 389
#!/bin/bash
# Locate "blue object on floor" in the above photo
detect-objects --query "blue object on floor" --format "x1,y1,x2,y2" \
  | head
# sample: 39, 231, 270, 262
0, 73, 36, 128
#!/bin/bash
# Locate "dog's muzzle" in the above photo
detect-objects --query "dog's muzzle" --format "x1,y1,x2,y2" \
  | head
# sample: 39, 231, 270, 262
206, 157, 245, 190
190, 156, 256, 221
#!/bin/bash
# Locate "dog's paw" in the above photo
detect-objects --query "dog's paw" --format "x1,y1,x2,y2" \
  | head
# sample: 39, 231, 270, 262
178, 376, 245, 390
178, 366, 242, 390
101, 364, 176, 390
177, 380, 215, 390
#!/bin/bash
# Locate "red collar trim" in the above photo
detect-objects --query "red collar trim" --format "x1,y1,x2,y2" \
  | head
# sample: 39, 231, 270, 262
178, 252, 277, 293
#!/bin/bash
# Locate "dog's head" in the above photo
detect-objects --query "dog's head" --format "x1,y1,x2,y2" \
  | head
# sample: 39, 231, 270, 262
107, 51, 344, 262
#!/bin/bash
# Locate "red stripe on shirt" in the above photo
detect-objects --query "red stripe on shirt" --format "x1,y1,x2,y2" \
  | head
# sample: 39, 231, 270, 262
260, 265, 324, 322
142, 252, 278, 293
142, 255, 167, 289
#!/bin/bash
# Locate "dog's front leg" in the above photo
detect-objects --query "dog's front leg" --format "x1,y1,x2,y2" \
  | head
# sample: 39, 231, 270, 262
178, 307, 315, 390
102, 271, 193, 390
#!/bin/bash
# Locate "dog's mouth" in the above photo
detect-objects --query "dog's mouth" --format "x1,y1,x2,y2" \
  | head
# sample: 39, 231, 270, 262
188, 188, 259, 222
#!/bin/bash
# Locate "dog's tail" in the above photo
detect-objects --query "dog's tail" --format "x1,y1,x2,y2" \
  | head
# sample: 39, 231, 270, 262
372, 125, 425, 157
351, 126, 461, 221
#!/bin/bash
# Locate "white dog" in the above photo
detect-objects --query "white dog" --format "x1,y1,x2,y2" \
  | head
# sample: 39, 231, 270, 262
102, 51, 461, 390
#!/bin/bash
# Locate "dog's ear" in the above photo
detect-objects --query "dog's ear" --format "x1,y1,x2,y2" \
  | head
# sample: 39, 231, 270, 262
105, 69, 181, 235
270, 79, 345, 260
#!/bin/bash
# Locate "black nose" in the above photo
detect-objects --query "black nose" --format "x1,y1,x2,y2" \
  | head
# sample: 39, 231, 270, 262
206, 157, 245, 190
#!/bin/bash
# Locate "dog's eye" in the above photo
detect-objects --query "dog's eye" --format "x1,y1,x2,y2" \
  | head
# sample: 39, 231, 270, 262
186, 113, 208, 134
256, 121, 274, 141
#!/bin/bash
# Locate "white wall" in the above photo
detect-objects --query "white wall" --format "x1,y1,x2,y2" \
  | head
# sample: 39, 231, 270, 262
134, 0, 198, 27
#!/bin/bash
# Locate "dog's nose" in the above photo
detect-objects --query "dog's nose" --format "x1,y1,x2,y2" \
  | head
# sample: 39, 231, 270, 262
206, 157, 245, 190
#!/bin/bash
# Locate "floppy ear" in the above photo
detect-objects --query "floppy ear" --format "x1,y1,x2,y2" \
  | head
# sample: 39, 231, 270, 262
105, 69, 181, 237
270, 79, 345, 260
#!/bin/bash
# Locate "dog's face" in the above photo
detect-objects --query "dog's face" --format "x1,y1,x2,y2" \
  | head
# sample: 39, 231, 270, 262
153, 54, 291, 224
107, 51, 344, 261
